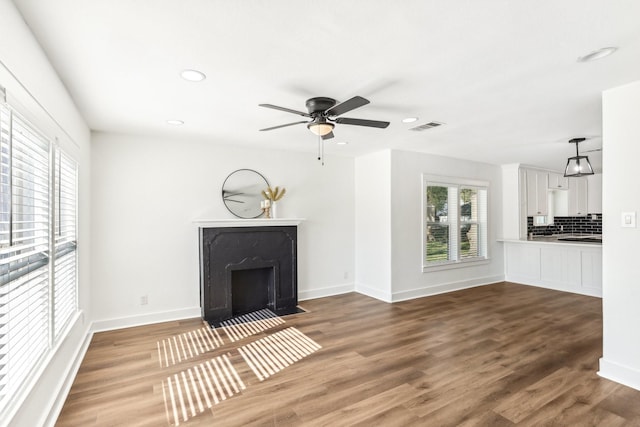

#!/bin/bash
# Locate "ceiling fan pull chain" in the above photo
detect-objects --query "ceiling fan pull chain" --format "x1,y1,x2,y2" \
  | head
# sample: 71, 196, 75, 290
317, 135, 325, 165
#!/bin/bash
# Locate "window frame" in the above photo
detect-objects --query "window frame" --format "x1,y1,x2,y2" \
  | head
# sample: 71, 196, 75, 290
422, 174, 490, 272
0, 99, 79, 416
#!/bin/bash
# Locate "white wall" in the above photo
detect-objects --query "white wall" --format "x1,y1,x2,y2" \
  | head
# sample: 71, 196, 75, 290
354, 149, 505, 303
90, 132, 355, 328
354, 150, 392, 301
389, 150, 505, 301
0, 1, 92, 426
599, 80, 640, 391
500, 163, 522, 240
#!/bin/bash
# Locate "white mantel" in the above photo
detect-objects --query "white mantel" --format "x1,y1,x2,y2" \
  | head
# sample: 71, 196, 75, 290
194, 218, 305, 228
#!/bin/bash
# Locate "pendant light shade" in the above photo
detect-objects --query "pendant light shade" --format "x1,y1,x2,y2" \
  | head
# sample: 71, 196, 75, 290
564, 138, 594, 177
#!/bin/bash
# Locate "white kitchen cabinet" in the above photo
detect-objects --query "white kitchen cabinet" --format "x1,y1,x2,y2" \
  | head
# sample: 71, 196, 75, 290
587, 174, 602, 214
548, 172, 569, 190
568, 177, 588, 216
503, 240, 602, 297
526, 169, 548, 216
581, 250, 603, 292
540, 246, 581, 290
505, 243, 541, 280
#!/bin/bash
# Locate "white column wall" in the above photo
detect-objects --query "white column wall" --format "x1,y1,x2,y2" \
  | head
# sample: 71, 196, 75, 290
599, 80, 640, 391
354, 150, 393, 301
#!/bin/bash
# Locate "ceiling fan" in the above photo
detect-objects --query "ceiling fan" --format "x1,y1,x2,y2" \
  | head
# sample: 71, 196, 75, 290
258, 96, 390, 140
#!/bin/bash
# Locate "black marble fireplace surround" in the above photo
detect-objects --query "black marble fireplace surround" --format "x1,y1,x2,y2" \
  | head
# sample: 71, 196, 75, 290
199, 225, 298, 325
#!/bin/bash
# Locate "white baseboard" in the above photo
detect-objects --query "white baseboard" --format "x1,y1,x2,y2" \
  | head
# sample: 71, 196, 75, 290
91, 306, 201, 333
355, 283, 393, 303
391, 275, 505, 302
298, 283, 354, 301
598, 358, 640, 392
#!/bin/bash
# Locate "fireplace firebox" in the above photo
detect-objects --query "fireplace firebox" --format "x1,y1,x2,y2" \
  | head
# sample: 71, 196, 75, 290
199, 225, 298, 325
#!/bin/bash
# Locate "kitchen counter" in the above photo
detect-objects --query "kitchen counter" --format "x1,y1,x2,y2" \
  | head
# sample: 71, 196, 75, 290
499, 234, 602, 247
501, 237, 602, 297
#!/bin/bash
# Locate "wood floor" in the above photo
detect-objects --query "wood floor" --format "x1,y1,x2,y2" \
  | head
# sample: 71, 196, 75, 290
56, 282, 640, 426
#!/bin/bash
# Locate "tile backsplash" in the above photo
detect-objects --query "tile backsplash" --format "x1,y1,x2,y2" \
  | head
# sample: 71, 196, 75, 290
527, 214, 602, 236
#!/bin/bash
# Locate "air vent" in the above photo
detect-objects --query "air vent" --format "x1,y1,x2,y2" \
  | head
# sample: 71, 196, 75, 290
409, 121, 444, 131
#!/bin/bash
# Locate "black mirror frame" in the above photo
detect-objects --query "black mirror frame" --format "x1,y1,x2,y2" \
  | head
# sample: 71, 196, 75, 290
221, 169, 269, 219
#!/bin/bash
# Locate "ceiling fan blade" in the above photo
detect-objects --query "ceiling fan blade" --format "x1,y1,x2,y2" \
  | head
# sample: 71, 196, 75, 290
259, 120, 308, 131
259, 103, 311, 117
326, 96, 370, 116
335, 117, 390, 128
321, 131, 334, 140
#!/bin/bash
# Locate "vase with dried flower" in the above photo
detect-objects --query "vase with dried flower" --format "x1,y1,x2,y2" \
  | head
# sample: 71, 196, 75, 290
261, 186, 286, 218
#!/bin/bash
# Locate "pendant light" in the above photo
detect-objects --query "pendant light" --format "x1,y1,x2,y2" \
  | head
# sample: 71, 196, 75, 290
564, 138, 594, 177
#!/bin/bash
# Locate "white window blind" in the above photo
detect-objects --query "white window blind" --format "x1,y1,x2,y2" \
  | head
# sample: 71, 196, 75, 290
0, 105, 51, 408
1, 105, 10, 247
459, 187, 488, 260
425, 184, 458, 263
53, 149, 77, 338
423, 175, 489, 270
0, 103, 9, 404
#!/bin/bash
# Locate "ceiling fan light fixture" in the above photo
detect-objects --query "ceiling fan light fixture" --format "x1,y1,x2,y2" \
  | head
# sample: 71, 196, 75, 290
564, 138, 595, 177
307, 120, 334, 136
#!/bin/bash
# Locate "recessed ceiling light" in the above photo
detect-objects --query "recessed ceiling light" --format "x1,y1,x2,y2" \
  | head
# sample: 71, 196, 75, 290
180, 69, 206, 82
577, 47, 618, 63
336, 141, 348, 145
166, 119, 184, 125
402, 117, 419, 123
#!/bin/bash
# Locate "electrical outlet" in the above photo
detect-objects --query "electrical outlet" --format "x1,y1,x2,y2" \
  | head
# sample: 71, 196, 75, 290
140, 295, 148, 305
343, 271, 348, 280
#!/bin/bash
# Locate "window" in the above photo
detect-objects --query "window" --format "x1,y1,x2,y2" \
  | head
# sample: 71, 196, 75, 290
54, 149, 77, 339
423, 175, 488, 270
0, 100, 78, 414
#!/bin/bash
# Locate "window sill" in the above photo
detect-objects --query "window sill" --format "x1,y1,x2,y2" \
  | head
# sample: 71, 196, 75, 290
422, 258, 490, 273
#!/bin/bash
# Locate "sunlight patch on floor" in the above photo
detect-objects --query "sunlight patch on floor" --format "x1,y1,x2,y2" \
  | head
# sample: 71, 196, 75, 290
162, 354, 246, 426
157, 327, 225, 368
238, 327, 322, 381
218, 308, 285, 342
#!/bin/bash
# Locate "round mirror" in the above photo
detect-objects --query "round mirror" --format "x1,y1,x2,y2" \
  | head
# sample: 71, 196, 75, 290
221, 169, 269, 218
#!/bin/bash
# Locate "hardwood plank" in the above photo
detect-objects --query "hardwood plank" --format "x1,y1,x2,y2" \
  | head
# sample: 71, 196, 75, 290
54, 282, 640, 426
305, 383, 420, 426
494, 367, 585, 423
351, 405, 422, 427
517, 376, 621, 426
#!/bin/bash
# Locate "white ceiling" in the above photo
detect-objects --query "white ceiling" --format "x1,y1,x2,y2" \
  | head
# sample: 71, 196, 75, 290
12, 0, 640, 171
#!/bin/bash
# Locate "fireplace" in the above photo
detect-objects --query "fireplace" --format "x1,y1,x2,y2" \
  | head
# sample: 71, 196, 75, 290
198, 224, 299, 325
